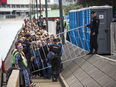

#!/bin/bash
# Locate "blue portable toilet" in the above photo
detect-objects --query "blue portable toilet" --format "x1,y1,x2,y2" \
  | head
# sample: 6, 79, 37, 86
89, 6, 113, 54
80, 9, 85, 49
74, 10, 79, 46
84, 8, 90, 51
69, 11, 72, 43
69, 10, 75, 45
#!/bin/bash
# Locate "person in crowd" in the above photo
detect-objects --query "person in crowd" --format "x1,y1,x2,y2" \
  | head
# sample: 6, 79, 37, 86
15, 45, 32, 87
39, 40, 51, 79
49, 39, 61, 82
50, 36, 54, 44
57, 37, 63, 71
31, 43, 41, 78
85, 11, 100, 54
37, 41, 41, 48
15, 40, 22, 49
113, 17, 116, 22
43, 20, 46, 30
66, 20, 70, 41
63, 19, 67, 30
11, 40, 22, 67
46, 38, 51, 47
22, 34, 36, 86
32, 35, 36, 41
56, 19, 60, 34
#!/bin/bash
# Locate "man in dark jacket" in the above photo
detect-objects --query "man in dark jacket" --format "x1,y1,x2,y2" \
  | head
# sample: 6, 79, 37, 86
85, 11, 100, 54
49, 38, 61, 82
22, 34, 35, 86
39, 40, 51, 79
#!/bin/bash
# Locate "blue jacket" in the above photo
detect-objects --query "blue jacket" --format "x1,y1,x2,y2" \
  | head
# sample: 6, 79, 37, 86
58, 42, 63, 56
31, 49, 39, 57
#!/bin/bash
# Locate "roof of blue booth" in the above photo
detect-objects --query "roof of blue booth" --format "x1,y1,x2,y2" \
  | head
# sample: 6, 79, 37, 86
69, 10, 77, 12
69, 6, 112, 12
89, 6, 112, 9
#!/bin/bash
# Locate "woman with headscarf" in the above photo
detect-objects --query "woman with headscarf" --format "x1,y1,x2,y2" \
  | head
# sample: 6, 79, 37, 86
15, 45, 32, 87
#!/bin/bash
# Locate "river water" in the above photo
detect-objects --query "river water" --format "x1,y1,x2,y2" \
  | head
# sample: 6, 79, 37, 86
0, 19, 23, 67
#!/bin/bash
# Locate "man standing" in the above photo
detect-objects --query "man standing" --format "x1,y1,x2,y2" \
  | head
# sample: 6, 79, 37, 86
66, 20, 70, 41
56, 19, 60, 34
22, 34, 35, 86
85, 11, 100, 54
49, 39, 61, 82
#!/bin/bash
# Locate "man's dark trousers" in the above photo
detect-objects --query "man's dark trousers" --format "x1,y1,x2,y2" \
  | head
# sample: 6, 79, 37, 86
90, 32, 98, 52
51, 58, 60, 77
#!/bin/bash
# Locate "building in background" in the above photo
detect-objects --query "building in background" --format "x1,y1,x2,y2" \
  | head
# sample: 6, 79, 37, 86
0, 0, 51, 19
32, 9, 64, 21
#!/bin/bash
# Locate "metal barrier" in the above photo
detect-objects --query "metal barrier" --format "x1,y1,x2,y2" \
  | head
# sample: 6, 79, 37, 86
31, 26, 90, 74
111, 22, 116, 55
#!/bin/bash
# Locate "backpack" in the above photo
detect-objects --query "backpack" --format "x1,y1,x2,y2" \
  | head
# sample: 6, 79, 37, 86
47, 51, 55, 60
33, 57, 41, 68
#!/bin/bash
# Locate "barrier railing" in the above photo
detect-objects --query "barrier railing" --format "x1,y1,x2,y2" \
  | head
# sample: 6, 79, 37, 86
31, 26, 89, 74
111, 22, 116, 55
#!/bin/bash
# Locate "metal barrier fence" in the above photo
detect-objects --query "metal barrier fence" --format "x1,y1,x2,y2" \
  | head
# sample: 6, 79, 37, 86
31, 26, 90, 74
111, 22, 116, 55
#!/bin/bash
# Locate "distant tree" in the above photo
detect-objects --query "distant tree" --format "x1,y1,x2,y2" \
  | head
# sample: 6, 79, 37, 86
51, 4, 59, 10
63, 5, 80, 15
68, 0, 116, 15
51, 4, 80, 16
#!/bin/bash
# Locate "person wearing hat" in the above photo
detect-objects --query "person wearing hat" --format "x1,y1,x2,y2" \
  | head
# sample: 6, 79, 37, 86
85, 11, 100, 54
49, 38, 61, 82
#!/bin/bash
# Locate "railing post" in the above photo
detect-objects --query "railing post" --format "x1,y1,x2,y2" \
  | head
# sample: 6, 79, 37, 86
59, 0, 65, 44
45, 0, 48, 32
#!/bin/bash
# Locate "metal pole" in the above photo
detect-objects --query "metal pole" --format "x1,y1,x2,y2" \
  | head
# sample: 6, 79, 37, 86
39, 0, 42, 29
34, 0, 35, 17
36, 0, 38, 18
45, 0, 48, 32
32, 0, 34, 15
59, 0, 65, 44
30, 3, 31, 20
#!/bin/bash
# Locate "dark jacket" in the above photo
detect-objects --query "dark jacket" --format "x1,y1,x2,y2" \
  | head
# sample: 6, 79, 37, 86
49, 43, 61, 55
39, 45, 49, 59
22, 40, 32, 66
87, 16, 100, 33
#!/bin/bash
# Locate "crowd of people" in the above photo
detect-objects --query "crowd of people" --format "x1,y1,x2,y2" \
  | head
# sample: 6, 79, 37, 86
11, 18, 64, 87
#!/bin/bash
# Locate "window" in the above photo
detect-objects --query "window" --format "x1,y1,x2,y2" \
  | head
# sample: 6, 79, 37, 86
6, 5, 10, 8
12, 5, 15, 8
42, 5, 45, 8
16, 5, 20, 8
0, 5, 2, 8
2, 5, 6, 8
21, 5, 24, 8
25, 5, 29, 8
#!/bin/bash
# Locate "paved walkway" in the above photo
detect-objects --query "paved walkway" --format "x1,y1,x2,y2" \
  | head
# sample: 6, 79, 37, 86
32, 78, 62, 87
61, 42, 116, 87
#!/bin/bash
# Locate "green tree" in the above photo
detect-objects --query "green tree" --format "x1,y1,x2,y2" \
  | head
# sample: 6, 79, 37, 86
51, 4, 59, 10
69, 0, 116, 15
51, 4, 80, 16
63, 5, 80, 15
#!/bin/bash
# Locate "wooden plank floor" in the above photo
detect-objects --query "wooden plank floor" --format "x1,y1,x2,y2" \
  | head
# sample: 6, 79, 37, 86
32, 77, 62, 87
